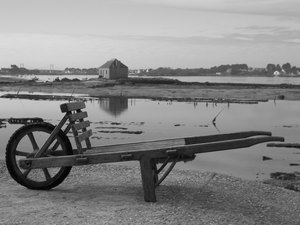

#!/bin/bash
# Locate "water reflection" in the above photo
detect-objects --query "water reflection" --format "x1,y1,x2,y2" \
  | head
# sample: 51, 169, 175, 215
0, 97, 299, 181
97, 97, 128, 117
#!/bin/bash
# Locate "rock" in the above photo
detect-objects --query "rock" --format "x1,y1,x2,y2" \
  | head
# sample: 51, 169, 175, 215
277, 95, 285, 100
262, 156, 273, 161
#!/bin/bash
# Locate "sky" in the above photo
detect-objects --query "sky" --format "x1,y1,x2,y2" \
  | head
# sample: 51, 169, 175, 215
0, 0, 299, 69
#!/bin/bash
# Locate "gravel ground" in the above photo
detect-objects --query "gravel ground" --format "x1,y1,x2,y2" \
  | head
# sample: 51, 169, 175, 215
1, 160, 299, 225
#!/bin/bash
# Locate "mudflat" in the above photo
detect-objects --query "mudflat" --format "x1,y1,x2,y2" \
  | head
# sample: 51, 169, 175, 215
1, 76, 300, 101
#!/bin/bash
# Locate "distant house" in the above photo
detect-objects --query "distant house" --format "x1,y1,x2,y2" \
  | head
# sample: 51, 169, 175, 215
99, 59, 128, 79
0, 68, 11, 74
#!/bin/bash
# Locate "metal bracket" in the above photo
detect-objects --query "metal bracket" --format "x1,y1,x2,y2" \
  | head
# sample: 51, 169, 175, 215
75, 156, 89, 164
166, 149, 177, 156
121, 153, 133, 160
19, 160, 31, 169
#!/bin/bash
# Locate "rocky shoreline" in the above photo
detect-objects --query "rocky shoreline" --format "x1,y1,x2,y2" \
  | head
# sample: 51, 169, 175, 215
0, 93, 268, 104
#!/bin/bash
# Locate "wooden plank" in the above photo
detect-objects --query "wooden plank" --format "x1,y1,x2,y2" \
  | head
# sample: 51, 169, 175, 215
8, 117, 44, 124
77, 114, 92, 149
20, 135, 284, 169
140, 156, 156, 202
70, 120, 83, 153
86, 131, 272, 154
76, 129, 93, 142
85, 138, 92, 149
19, 152, 131, 169
267, 143, 300, 148
50, 135, 284, 158
60, 101, 86, 112
68, 111, 88, 122
85, 138, 185, 154
72, 121, 90, 131
91, 136, 284, 157
181, 136, 284, 156
185, 131, 272, 145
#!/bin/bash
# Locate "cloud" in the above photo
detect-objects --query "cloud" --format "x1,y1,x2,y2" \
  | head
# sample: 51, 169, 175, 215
0, 32, 117, 68
236, 25, 300, 45
102, 27, 300, 46
287, 38, 300, 44
126, 0, 300, 18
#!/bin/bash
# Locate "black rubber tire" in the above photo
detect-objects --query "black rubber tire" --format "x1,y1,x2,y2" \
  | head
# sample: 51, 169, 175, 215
6, 122, 73, 190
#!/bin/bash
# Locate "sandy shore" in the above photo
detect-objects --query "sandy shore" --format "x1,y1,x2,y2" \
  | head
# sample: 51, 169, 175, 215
1, 160, 300, 225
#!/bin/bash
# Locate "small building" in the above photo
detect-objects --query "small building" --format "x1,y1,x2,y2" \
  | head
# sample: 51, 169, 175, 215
0, 68, 11, 74
99, 59, 128, 79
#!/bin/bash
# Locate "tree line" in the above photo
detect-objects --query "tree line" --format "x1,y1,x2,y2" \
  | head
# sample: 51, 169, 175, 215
1, 63, 300, 76
0, 65, 98, 75
266, 63, 298, 75
139, 63, 300, 76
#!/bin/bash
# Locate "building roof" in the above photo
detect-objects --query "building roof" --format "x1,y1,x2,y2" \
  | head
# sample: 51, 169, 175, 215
99, 59, 128, 69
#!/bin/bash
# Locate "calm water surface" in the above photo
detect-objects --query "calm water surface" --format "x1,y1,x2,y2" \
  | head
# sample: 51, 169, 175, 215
132, 75, 300, 85
0, 96, 299, 180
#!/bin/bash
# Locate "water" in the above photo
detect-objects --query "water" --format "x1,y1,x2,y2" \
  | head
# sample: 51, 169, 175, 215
132, 75, 300, 85
0, 96, 299, 181
5, 74, 300, 84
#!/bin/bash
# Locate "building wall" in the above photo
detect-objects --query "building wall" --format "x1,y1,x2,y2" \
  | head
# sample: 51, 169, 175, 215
99, 59, 129, 79
99, 68, 109, 78
109, 68, 128, 79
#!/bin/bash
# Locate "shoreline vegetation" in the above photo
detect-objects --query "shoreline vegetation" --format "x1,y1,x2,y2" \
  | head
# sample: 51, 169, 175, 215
1, 76, 300, 101
2, 62, 300, 77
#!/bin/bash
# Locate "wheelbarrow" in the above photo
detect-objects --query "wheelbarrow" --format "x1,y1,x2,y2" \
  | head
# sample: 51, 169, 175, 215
5, 101, 284, 202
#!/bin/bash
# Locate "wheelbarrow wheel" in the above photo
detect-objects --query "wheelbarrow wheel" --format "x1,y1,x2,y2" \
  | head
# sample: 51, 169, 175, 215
6, 122, 73, 190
